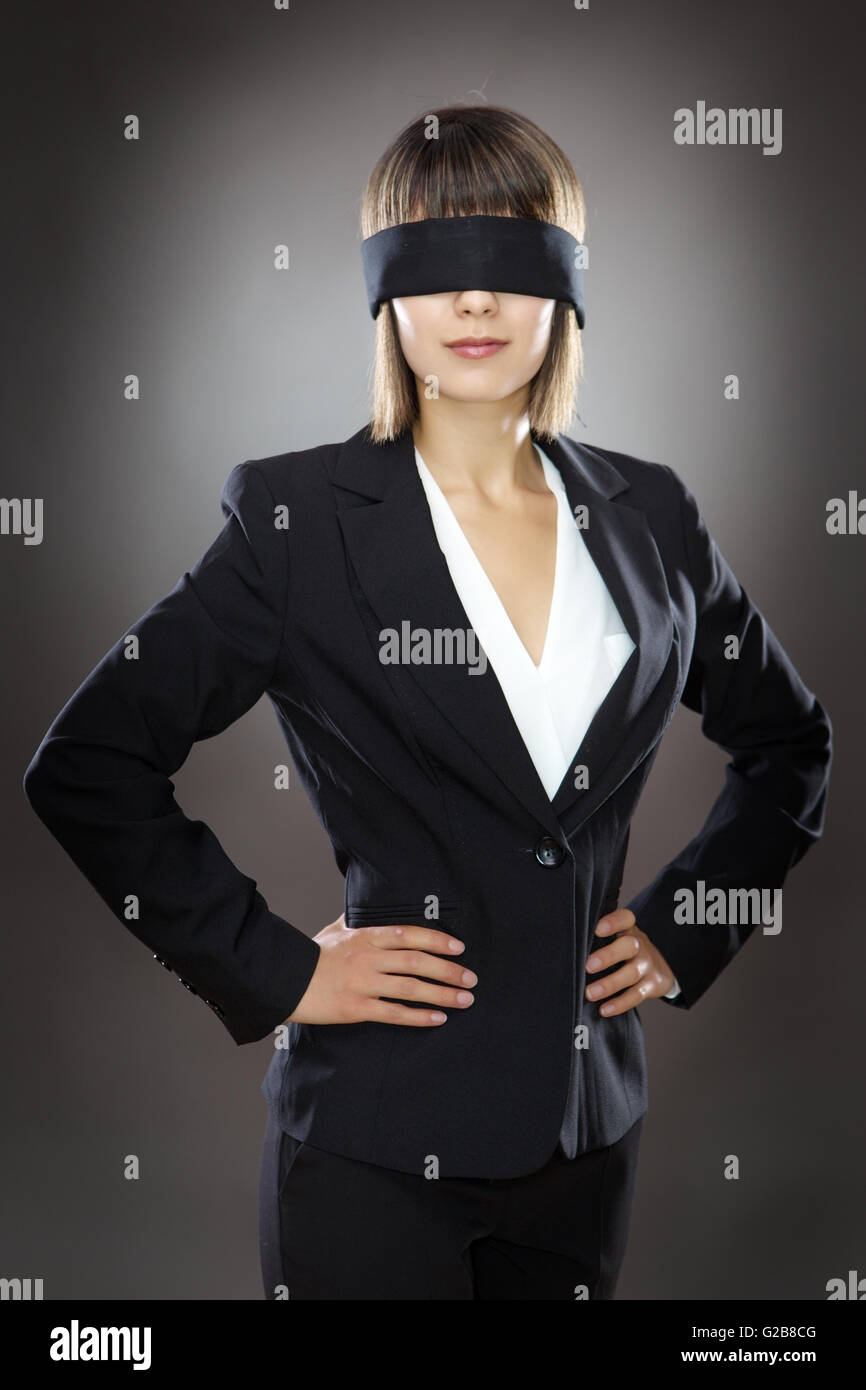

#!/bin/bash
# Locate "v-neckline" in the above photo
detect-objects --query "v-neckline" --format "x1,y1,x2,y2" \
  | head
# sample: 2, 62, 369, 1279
414, 445, 562, 674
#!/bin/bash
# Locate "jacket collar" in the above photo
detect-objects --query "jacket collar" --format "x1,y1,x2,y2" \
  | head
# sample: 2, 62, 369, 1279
333, 423, 681, 841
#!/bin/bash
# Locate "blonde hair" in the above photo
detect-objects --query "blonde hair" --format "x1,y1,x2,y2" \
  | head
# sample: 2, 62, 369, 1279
359, 104, 587, 443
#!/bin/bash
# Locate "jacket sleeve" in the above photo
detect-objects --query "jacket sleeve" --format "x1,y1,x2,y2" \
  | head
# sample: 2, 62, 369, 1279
22, 460, 321, 1044
624, 465, 833, 1009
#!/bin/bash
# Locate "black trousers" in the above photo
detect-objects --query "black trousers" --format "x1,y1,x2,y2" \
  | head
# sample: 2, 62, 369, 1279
258, 1107, 643, 1300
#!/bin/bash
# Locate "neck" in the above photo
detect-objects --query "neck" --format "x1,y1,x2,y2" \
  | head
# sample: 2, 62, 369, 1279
411, 396, 545, 502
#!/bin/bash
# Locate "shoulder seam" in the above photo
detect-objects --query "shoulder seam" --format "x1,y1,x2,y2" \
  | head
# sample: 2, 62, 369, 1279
661, 462, 696, 594
242, 460, 290, 693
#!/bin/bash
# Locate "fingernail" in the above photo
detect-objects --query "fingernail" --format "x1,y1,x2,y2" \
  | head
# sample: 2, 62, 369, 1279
449, 939, 463, 951
430, 1012, 447, 1023
586, 955, 601, 971
587, 983, 603, 999
456, 991, 474, 1005
461, 970, 477, 985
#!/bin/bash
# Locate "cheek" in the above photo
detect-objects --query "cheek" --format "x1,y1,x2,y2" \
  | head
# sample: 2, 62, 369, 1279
490, 324, 549, 382
524, 311, 555, 357
395, 314, 438, 368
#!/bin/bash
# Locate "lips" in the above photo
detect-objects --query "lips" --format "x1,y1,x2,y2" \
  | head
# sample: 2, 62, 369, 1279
446, 338, 508, 359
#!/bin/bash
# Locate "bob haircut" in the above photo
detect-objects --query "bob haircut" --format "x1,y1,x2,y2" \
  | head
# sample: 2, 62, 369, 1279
360, 104, 587, 444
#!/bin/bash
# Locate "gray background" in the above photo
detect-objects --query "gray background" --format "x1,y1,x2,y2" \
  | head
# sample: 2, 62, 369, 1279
3, 0, 862, 1299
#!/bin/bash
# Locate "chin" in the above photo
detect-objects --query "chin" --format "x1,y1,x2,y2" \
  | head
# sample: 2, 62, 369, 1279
436, 366, 517, 394
439, 384, 515, 405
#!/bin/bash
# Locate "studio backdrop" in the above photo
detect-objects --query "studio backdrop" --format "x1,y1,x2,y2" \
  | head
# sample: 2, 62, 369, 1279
2, 0, 862, 1300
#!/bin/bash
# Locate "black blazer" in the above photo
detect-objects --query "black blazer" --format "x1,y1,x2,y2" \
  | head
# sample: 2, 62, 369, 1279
23, 424, 832, 1178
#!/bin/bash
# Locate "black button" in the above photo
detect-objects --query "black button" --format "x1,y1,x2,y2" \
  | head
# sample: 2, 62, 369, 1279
178, 977, 199, 996
153, 954, 172, 972
204, 999, 225, 1018
535, 836, 565, 868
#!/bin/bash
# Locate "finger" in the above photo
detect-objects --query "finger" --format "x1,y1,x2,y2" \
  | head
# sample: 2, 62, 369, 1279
373, 974, 475, 1010
585, 956, 646, 1002
376, 947, 477, 988
596, 978, 655, 1017
585, 934, 641, 973
363, 998, 453, 1026
594, 908, 636, 936
363, 924, 466, 955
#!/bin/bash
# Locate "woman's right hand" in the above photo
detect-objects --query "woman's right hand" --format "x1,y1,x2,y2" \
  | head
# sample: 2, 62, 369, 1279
285, 913, 477, 1026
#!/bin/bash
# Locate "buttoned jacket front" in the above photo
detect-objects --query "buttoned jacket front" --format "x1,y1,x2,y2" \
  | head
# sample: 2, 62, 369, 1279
23, 423, 833, 1178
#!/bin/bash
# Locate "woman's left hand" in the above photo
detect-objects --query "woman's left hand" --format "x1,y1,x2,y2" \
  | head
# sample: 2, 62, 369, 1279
584, 908, 676, 1015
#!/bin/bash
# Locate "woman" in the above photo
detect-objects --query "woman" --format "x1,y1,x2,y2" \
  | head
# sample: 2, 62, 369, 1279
23, 105, 832, 1300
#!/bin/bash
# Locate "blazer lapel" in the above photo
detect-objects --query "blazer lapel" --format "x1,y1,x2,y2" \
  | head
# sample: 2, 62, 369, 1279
538, 433, 682, 838
333, 425, 681, 842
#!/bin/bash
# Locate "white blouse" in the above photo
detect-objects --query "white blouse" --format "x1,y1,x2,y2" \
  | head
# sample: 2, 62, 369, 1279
414, 442, 682, 1002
